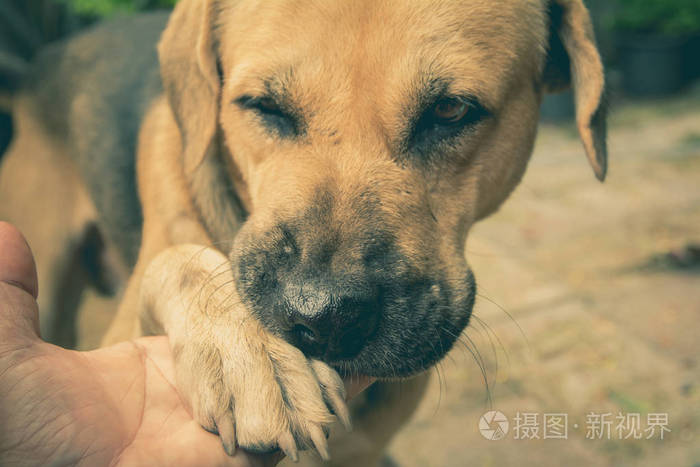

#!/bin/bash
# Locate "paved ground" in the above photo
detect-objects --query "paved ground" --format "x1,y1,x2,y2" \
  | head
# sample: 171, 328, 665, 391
386, 88, 700, 466
76, 87, 700, 466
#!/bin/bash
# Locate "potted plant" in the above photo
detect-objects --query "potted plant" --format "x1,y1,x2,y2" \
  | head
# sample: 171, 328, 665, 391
612, 0, 700, 96
64, 0, 178, 17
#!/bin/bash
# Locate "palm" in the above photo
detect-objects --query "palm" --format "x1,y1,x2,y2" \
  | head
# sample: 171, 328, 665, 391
0, 222, 369, 466
0, 219, 275, 466
0, 316, 275, 467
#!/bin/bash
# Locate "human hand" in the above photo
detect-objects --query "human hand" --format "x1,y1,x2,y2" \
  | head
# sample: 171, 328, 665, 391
0, 222, 374, 466
0, 222, 277, 466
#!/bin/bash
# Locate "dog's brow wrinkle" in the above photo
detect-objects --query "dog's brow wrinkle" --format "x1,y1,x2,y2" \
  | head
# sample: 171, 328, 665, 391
413, 75, 451, 109
263, 67, 298, 105
255, 72, 309, 137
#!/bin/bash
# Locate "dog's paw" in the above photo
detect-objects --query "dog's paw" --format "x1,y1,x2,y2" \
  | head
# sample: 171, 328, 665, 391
173, 327, 350, 461
140, 244, 349, 460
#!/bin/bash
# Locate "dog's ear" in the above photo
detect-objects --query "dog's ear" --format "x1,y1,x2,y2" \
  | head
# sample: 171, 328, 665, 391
158, 0, 221, 173
543, 0, 607, 181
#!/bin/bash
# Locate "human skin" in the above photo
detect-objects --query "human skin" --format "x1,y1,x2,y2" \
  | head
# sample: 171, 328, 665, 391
0, 221, 372, 466
0, 222, 282, 466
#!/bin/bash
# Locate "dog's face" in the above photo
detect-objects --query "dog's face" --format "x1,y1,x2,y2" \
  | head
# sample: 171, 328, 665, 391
159, 0, 606, 378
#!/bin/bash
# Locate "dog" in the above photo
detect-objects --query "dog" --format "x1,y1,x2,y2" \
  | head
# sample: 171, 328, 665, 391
0, 0, 607, 464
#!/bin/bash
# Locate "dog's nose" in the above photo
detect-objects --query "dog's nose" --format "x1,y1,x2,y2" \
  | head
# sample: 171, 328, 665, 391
282, 283, 379, 360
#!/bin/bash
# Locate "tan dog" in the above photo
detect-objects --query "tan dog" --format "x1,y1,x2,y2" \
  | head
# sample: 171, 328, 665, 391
0, 0, 606, 464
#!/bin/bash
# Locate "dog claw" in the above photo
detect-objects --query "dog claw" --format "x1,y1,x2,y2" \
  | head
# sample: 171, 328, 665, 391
278, 431, 298, 462
216, 412, 237, 456
309, 425, 330, 461
310, 360, 352, 431
328, 391, 352, 431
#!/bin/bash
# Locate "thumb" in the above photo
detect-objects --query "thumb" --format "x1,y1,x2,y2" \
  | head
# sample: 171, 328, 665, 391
0, 221, 41, 341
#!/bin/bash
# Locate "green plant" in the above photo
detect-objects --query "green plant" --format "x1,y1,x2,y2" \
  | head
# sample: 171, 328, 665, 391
612, 0, 700, 35
64, 0, 177, 17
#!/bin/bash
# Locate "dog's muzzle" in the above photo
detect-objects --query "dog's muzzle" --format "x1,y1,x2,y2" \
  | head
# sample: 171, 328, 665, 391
232, 190, 474, 378
233, 218, 401, 362
279, 280, 381, 360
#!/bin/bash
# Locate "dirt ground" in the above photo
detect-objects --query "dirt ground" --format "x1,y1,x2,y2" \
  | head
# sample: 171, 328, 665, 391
76, 86, 700, 466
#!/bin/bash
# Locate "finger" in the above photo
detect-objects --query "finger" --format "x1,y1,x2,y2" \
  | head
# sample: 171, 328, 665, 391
0, 221, 38, 298
0, 221, 41, 341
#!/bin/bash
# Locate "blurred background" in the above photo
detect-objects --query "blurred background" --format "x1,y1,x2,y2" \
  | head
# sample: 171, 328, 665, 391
0, 1, 698, 466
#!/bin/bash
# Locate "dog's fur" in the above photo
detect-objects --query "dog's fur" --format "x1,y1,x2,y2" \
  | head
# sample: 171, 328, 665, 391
0, 0, 606, 464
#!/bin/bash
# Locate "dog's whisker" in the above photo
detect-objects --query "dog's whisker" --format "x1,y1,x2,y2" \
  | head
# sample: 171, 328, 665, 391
462, 248, 506, 258
464, 327, 499, 398
431, 362, 445, 417
441, 325, 492, 408
216, 289, 240, 312
471, 313, 511, 369
188, 258, 231, 310
475, 291, 531, 352
190, 259, 235, 317
464, 317, 501, 388
460, 332, 493, 408
202, 279, 237, 317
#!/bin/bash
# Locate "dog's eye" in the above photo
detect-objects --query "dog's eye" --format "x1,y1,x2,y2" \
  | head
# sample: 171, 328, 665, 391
432, 98, 469, 124
254, 97, 279, 113
235, 95, 300, 138
409, 95, 488, 155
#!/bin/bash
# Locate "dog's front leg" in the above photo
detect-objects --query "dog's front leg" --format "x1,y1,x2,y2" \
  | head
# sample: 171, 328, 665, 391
137, 244, 350, 461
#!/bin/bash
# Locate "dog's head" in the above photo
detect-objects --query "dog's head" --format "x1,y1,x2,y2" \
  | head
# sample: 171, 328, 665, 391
158, 0, 606, 378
